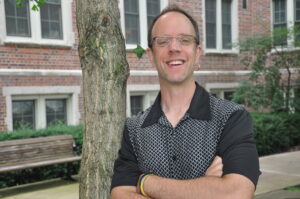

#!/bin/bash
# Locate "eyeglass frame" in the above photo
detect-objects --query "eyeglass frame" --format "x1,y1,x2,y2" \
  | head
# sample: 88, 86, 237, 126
151, 35, 198, 47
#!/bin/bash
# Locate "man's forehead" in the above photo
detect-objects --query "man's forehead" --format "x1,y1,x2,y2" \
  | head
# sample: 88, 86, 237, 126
152, 11, 194, 34
157, 11, 190, 23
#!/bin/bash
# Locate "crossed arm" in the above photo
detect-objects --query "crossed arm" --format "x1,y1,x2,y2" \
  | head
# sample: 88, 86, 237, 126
111, 157, 224, 199
111, 111, 259, 199
111, 156, 254, 199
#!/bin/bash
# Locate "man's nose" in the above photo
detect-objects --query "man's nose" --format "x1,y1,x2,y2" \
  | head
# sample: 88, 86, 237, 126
168, 38, 181, 51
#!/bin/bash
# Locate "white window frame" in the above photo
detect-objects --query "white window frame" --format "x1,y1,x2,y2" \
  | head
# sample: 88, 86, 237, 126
119, 0, 168, 49
206, 82, 239, 100
202, 0, 239, 54
3, 86, 81, 131
127, 84, 160, 117
0, 0, 74, 47
271, 0, 300, 50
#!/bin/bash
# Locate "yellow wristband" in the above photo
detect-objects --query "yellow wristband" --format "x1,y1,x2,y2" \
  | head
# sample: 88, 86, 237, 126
140, 174, 152, 197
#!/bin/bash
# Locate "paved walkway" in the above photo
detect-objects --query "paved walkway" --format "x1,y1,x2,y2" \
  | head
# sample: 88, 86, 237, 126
254, 150, 300, 198
0, 151, 299, 199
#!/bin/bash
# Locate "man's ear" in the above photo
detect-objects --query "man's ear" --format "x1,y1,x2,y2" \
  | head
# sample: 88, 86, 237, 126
197, 45, 202, 58
195, 45, 202, 67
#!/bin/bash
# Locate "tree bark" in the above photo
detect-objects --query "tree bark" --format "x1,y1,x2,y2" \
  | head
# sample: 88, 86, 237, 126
75, 0, 129, 198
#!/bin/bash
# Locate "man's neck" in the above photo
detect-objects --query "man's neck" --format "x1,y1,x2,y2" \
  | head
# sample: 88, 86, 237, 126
160, 80, 196, 127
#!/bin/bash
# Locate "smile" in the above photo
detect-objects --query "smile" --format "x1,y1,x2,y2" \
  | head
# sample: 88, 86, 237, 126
166, 60, 185, 66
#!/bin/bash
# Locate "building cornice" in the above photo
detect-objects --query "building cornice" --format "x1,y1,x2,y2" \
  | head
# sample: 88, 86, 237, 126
0, 69, 255, 76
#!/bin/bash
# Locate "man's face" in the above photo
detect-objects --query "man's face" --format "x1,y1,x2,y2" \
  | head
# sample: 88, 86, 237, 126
147, 12, 201, 85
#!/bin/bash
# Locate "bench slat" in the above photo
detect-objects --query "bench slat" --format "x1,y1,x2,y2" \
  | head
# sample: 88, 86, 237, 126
0, 142, 73, 157
0, 156, 82, 173
0, 135, 81, 173
0, 135, 73, 147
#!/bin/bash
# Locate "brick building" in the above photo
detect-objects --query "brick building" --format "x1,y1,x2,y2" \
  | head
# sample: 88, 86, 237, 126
0, 0, 299, 131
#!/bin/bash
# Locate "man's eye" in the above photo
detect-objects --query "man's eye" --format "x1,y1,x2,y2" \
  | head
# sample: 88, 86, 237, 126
180, 38, 192, 44
157, 39, 169, 45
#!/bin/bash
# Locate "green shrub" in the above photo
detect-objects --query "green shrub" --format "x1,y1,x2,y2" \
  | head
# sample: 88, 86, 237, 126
0, 114, 299, 188
251, 113, 300, 156
0, 124, 83, 188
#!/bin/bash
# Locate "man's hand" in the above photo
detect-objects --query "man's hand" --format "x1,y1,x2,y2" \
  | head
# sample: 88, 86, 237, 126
205, 156, 223, 177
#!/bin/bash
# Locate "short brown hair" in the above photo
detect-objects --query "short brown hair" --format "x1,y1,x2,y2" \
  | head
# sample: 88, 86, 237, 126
147, 4, 200, 48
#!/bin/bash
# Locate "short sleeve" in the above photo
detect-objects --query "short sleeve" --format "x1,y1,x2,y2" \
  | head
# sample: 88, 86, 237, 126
110, 124, 142, 190
219, 110, 261, 186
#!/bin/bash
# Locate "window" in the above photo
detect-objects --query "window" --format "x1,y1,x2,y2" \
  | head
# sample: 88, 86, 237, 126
12, 97, 68, 130
243, 0, 247, 9
222, 0, 232, 49
273, 0, 287, 45
124, 0, 140, 44
204, 0, 238, 53
127, 84, 160, 117
40, 0, 63, 39
293, 87, 300, 113
206, 83, 239, 101
1, 0, 74, 46
295, 0, 300, 44
46, 99, 67, 126
147, 0, 161, 29
210, 89, 235, 101
272, 0, 300, 47
3, 86, 81, 131
5, 0, 31, 37
130, 95, 144, 116
12, 100, 35, 130
205, 0, 216, 48
120, 0, 167, 48
224, 91, 234, 101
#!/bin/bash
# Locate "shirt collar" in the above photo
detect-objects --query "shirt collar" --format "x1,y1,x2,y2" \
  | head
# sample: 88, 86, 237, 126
141, 82, 211, 128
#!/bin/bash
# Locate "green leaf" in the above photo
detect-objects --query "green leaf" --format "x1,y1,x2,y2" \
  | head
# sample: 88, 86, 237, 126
32, 5, 39, 11
132, 44, 145, 59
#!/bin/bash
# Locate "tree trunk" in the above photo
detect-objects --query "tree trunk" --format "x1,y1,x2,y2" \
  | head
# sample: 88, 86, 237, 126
75, 0, 129, 198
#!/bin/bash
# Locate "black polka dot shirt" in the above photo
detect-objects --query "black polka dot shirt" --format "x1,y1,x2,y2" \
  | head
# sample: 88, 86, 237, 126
111, 82, 260, 190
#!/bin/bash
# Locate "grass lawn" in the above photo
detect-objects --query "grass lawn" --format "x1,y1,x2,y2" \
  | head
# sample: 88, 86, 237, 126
285, 184, 300, 192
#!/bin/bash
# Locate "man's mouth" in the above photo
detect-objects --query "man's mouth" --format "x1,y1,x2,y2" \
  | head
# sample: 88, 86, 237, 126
167, 60, 185, 66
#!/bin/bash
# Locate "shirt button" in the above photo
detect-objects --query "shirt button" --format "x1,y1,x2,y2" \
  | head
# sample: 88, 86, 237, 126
172, 155, 177, 161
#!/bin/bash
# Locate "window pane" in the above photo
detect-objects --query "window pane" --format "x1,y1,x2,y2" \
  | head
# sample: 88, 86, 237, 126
224, 91, 234, 101
46, 99, 67, 126
296, 0, 300, 21
273, 24, 288, 46
5, 0, 31, 37
130, 96, 143, 116
273, 0, 286, 24
40, 0, 63, 39
273, 0, 287, 46
17, 18, 30, 36
294, 87, 300, 113
125, 0, 140, 44
6, 17, 17, 35
295, 0, 300, 44
222, 0, 232, 49
206, 0, 216, 48
295, 22, 300, 45
147, 0, 160, 29
13, 100, 35, 130
5, 0, 15, 16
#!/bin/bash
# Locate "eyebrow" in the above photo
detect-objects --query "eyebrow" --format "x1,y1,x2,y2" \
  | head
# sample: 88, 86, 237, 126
152, 34, 196, 38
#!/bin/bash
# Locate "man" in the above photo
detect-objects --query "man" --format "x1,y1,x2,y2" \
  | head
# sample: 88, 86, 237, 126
111, 5, 260, 199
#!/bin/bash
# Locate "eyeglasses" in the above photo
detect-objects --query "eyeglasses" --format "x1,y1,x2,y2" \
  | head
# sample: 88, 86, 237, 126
152, 35, 197, 47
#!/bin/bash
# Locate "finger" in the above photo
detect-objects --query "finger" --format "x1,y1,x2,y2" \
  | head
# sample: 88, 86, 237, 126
209, 156, 222, 169
213, 156, 222, 164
